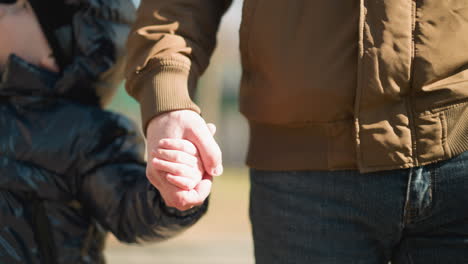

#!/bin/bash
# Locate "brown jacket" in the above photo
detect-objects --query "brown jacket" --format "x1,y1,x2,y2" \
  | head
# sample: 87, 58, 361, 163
125, 0, 468, 173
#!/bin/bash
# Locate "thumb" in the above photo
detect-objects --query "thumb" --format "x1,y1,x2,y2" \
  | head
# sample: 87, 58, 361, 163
186, 122, 223, 177
207, 123, 216, 136
194, 174, 213, 202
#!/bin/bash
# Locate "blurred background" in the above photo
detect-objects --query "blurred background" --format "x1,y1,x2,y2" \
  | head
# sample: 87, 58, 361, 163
104, 0, 254, 263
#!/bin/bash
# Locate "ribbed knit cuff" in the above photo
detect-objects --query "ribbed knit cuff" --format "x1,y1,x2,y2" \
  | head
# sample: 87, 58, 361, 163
128, 60, 201, 134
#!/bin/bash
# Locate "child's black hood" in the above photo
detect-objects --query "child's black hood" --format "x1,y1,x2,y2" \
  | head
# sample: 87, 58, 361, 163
0, 55, 60, 95
27, 0, 77, 70
12, 0, 136, 106
0, 54, 99, 105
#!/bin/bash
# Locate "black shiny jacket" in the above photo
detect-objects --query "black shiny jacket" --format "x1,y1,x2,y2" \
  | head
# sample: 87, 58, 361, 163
0, 1, 208, 263
0, 56, 208, 264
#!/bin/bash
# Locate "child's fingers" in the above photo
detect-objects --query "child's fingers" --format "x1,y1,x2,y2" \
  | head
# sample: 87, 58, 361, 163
153, 149, 198, 168
152, 158, 201, 180
158, 138, 198, 156
166, 174, 197, 190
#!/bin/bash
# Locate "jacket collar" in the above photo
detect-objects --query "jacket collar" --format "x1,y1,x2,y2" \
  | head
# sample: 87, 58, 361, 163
0, 54, 59, 96
0, 54, 99, 106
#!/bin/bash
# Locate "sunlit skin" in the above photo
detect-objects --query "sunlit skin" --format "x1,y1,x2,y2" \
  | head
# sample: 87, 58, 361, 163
0, 0, 58, 72
150, 122, 219, 210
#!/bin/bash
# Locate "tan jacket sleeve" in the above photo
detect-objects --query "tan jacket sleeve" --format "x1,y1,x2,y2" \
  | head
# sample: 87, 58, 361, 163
125, 0, 233, 132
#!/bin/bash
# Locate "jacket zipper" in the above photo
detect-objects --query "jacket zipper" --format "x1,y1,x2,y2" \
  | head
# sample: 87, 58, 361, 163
407, 0, 418, 166
354, 0, 366, 169
410, 1, 416, 79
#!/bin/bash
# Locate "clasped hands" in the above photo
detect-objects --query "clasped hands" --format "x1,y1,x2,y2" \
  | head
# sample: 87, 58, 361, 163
146, 110, 223, 211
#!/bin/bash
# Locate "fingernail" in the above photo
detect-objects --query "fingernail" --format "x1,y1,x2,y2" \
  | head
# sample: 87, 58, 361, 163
212, 165, 223, 176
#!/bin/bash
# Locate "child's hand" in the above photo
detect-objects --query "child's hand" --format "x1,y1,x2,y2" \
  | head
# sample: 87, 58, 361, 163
151, 138, 204, 190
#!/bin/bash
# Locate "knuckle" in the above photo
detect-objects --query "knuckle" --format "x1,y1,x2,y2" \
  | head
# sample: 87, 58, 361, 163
172, 177, 190, 189
173, 152, 183, 163
187, 147, 198, 157
174, 142, 185, 151
188, 167, 199, 177
186, 179, 197, 189
180, 183, 191, 190
158, 139, 169, 148
173, 167, 185, 176
189, 156, 198, 167
156, 149, 165, 157
189, 168, 200, 178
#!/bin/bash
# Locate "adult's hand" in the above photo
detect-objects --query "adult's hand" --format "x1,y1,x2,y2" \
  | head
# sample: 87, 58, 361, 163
146, 110, 223, 211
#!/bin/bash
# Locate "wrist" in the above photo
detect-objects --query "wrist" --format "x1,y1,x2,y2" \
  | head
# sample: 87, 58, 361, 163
146, 109, 200, 136
158, 196, 209, 218
127, 61, 201, 134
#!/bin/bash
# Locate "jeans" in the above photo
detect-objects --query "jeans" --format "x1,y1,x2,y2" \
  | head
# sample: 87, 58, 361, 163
250, 151, 468, 264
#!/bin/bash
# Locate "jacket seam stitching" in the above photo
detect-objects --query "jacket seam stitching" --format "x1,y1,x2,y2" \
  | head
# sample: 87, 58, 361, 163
408, 0, 418, 166
354, 0, 366, 169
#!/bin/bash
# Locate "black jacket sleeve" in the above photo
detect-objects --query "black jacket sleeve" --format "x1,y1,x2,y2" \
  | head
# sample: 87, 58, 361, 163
77, 114, 208, 243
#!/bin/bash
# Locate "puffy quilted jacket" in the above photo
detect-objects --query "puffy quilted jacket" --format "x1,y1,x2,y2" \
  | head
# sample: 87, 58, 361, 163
0, 55, 208, 264
0, 0, 208, 262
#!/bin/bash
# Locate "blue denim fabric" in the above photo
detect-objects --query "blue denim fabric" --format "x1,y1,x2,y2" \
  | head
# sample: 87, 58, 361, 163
250, 151, 468, 264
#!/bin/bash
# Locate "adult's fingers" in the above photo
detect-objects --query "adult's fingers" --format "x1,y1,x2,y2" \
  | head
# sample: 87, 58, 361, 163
186, 124, 223, 177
